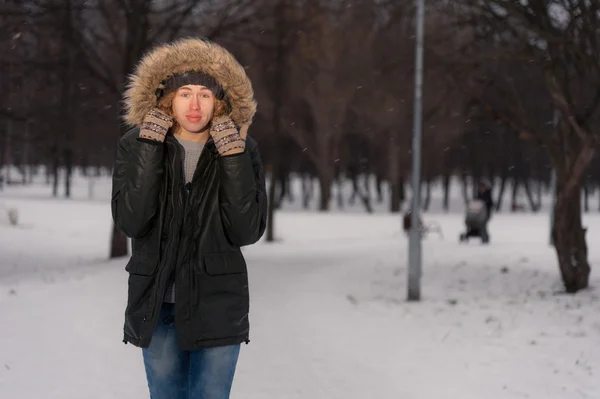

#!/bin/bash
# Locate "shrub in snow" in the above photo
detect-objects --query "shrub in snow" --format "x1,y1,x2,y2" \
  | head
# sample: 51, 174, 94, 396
0, 205, 18, 226
7, 208, 18, 225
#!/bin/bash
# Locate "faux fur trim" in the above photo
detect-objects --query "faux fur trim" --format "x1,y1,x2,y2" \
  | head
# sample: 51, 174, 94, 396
122, 37, 257, 128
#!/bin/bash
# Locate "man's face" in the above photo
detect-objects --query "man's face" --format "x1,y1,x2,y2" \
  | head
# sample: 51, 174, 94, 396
171, 85, 215, 133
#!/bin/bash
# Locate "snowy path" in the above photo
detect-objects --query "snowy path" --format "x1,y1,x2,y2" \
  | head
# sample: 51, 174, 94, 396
1, 189, 600, 398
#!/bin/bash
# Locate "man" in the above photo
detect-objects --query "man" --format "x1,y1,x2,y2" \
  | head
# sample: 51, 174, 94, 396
111, 37, 267, 399
476, 180, 493, 220
476, 180, 493, 242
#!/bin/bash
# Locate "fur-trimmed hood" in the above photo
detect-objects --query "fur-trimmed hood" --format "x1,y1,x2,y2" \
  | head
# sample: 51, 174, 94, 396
122, 37, 256, 128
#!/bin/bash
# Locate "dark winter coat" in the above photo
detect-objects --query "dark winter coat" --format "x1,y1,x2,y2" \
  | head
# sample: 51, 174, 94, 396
477, 188, 494, 218
111, 128, 267, 350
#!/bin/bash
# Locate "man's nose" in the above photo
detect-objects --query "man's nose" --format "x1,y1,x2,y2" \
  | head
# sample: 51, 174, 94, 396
190, 95, 200, 110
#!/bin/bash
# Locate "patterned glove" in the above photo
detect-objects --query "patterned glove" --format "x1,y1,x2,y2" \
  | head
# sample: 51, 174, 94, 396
210, 115, 246, 155
139, 108, 173, 142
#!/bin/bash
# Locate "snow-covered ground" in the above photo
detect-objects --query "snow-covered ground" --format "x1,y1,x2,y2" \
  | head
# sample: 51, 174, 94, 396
1, 172, 599, 398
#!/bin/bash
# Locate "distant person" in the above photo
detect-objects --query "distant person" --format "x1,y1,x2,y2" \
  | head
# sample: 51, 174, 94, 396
460, 181, 493, 244
403, 210, 422, 235
111, 38, 267, 399
476, 180, 493, 242
476, 180, 493, 220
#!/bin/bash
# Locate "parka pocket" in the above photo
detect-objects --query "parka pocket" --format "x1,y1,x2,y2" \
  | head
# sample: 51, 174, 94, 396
202, 251, 247, 276
125, 252, 159, 276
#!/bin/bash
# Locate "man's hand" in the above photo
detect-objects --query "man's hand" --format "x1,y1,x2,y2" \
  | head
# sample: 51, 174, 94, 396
210, 115, 246, 156
139, 108, 173, 142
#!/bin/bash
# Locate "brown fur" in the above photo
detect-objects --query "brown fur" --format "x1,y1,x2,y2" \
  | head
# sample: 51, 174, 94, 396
123, 38, 257, 129
157, 92, 177, 116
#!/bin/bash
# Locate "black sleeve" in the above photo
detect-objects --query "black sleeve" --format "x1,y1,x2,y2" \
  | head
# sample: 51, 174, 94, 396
111, 128, 165, 238
218, 137, 267, 246
485, 191, 494, 207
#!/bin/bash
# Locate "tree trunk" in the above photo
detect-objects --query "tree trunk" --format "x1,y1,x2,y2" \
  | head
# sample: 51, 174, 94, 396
302, 174, 311, 209
266, 166, 277, 242
64, 147, 73, 198
52, 146, 60, 197
349, 171, 359, 205
4, 119, 12, 184
21, 122, 29, 185
461, 173, 469, 205
359, 189, 373, 213
399, 179, 406, 207
390, 182, 400, 212
442, 173, 450, 212
523, 179, 539, 212
495, 172, 507, 212
536, 179, 543, 210
423, 179, 432, 211
277, 174, 286, 207
88, 167, 95, 200
317, 168, 332, 211
266, 0, 285, 240
583, 182, 589, 213
471, 174, 481, 198
27, 165, 34, 185
388, 140, 401, 212
336, 173, 344, 209
551, 146, 595, 293
107, 1, 157, 260
362, 173, 372, 212
352, 173, 373, 213
283, 171, 293, 202
375, 174, 383, 203
511, 176, 519, 211
0, 129, 5, 170
553, 192, 590, 292
46, 163, 51, 185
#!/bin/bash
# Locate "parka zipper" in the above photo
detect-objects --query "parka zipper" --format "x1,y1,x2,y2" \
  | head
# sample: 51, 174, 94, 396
143, 138, 210, 344
142, 139, 185, 334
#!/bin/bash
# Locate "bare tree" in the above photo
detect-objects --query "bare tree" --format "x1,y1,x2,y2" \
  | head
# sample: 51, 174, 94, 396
69, 0, 260, 257
439, 0, 600, 292
282, 0, 379, 210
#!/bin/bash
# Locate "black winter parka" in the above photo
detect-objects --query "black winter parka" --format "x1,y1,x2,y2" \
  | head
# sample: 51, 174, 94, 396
111, 128, 267, 350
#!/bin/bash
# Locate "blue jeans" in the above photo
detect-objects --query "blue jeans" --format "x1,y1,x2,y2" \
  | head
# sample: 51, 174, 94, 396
142, 303, 241, 399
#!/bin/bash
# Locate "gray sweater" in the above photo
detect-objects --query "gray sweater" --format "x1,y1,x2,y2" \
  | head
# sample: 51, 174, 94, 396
164, 136, 205, 303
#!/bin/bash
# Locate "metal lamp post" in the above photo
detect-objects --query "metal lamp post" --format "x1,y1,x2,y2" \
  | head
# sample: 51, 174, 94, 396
408, 0, 425, 301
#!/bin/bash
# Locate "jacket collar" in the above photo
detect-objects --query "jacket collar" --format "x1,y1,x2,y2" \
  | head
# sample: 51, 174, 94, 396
165, 133, 218, 156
